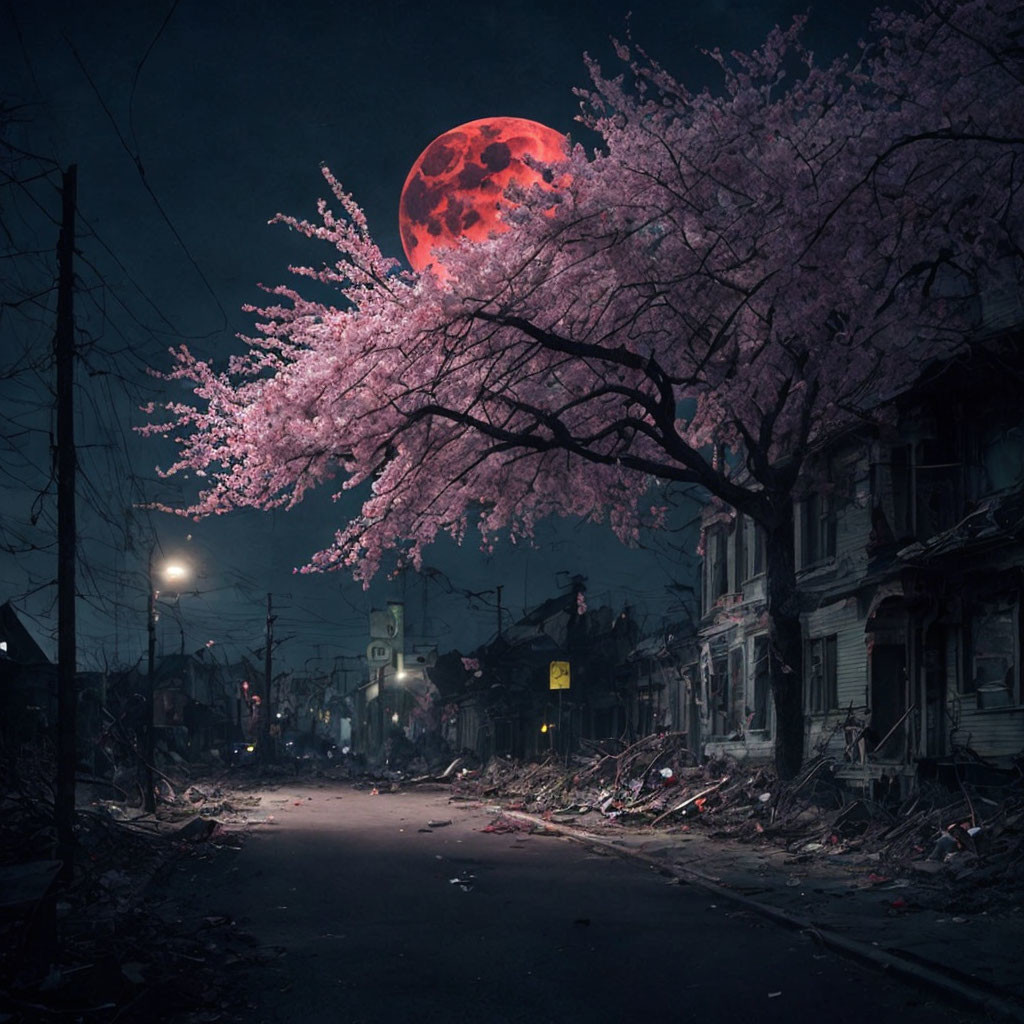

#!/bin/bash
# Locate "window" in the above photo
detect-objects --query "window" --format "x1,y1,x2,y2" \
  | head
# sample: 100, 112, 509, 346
806, 635, 838, 713
707, 650, 730, 736
704, 526, 729, 611
965, 596, 1019, 702
915, 438, 959, 537
889, 436, 961, 541
712, 653, 729, 714
729, 646, 744, 725
750, 636, 772, 734
799, 493, 836, 567
977, 423, 1024, 497
732, 515, 746, 592
890, 444, 913, 540
744, 517, 765, 580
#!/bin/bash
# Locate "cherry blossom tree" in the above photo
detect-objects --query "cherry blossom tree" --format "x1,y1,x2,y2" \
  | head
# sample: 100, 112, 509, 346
145, 0, 1024, 778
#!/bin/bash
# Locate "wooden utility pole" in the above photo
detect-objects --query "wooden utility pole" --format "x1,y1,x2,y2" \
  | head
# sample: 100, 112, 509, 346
55, 165, 78, 883
144, 551, 156, 813
262, 592, 275, 759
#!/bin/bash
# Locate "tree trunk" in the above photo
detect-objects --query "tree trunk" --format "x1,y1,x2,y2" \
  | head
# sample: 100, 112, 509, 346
764, 501, 805, 781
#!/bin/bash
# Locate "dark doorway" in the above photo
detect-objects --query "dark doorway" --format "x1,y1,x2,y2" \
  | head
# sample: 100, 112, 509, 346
870, 644, 907, 760
923, 624, 946, 757
867, 597, 908, 762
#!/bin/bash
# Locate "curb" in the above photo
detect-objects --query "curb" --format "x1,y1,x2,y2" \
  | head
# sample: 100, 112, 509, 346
501, 810, 1024, 1023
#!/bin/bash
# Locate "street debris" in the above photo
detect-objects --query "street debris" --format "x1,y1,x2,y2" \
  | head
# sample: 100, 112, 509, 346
458, 737, 1024, 915
3, 725, 1022, 1019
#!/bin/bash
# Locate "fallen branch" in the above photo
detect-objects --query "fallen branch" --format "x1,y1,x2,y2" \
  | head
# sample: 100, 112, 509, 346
613, 732, 689, 788
771, 757, 835, 824
650, 777, 729, 826
870, 704, 916, 756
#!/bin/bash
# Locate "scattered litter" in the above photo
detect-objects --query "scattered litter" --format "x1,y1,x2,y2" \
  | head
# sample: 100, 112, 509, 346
452, 739, 1024, 927
174, 817, 218, 843
929, 833, 959, 861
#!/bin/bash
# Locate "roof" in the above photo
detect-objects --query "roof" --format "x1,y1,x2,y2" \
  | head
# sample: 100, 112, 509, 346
0, 602, 52, 666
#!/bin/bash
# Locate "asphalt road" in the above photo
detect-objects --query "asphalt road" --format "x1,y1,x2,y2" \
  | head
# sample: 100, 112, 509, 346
160, 780, 985, 1024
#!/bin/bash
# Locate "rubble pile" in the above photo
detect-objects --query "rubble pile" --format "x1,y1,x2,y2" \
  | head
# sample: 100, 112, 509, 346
453, 736, 1024, 908
452, 734, 744, 821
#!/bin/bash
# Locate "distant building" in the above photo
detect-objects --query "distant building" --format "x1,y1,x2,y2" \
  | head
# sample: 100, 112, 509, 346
428, 577, 639, 762
354, 601, 439, 767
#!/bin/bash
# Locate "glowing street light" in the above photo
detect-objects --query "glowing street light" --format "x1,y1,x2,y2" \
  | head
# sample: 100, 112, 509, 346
143, 552, 192, 812
162, 562, 189, 586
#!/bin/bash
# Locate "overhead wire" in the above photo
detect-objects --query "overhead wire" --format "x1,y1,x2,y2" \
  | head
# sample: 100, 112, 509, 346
1, 5, 699, 670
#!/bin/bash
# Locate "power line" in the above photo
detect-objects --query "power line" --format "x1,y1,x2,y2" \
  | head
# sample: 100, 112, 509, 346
63, 33, 229, 335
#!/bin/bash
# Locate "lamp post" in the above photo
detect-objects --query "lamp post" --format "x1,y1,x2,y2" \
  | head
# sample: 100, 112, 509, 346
143, 554, 190, 813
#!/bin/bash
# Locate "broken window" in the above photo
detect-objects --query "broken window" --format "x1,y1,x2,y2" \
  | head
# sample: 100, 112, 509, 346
965, 596, 1019, 703
806, 635, 838, 713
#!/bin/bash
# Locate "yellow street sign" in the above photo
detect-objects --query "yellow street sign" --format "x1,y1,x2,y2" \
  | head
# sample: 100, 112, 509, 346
549, 660, 570, 690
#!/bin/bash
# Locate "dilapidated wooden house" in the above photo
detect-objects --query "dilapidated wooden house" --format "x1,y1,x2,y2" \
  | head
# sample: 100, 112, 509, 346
697, 331, 1024, 793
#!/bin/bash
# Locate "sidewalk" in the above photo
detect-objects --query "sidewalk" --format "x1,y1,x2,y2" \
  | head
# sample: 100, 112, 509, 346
498, 807, 1024, 1023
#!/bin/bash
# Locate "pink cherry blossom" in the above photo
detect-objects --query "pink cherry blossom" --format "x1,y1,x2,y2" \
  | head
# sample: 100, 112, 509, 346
143, 1, 1024, 777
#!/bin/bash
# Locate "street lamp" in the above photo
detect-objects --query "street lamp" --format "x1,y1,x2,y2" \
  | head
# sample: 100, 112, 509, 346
163, 562, 189, 586
143, 554, 191, 813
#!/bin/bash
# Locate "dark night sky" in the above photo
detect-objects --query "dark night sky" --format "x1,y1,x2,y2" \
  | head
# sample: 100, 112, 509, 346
0, 0, 888, 674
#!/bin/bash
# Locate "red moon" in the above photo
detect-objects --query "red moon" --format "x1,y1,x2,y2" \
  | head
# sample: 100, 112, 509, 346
399, 116, 568, 273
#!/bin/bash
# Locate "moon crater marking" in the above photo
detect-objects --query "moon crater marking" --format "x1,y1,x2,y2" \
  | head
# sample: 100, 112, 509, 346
399, 116, 568, 273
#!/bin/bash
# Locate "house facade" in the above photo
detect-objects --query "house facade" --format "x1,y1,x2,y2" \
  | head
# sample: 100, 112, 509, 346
697, 335, 1024, 793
